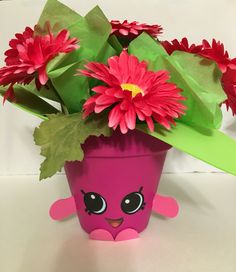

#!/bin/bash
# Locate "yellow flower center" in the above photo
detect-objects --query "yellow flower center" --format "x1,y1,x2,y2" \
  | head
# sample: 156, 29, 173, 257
121, 83, 144, 97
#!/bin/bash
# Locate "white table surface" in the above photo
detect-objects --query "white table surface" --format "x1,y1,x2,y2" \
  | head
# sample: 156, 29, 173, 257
0, 173, 235, 272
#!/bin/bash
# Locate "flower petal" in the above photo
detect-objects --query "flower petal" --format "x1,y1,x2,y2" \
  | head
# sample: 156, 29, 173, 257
3, 84, 15, 104
0, 25, 79, 90
108, 105, 122, 128
81, 50, 186, 133
125, 105, 136, 130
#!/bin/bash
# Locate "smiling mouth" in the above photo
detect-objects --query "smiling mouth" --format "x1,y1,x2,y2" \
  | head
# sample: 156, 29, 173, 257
106, 218, 124, 228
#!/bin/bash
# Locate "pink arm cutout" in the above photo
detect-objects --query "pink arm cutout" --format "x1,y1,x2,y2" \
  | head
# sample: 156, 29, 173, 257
152, 194, 179, 218
49, 196, 77, 221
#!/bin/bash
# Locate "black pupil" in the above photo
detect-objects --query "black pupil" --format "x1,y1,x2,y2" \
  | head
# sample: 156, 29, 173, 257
121, 192, 143, 214
84, 192, 105, 214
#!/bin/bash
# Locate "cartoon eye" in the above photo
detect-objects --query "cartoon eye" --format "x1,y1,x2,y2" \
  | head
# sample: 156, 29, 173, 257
121, 187, 145, 214
81, 190, 107, 215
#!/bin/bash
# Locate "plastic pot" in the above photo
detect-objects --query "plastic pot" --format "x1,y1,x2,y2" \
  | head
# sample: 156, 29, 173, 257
64, 129, 171, 240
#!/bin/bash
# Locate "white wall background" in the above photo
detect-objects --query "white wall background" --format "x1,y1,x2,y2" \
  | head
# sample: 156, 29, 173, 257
0, 0, 236, 176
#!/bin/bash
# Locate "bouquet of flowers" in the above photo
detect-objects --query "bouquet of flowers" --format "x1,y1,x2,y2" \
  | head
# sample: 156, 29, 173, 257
1, 0, 236, 241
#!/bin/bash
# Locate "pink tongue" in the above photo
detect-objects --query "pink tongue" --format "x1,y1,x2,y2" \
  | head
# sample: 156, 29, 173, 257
110, 220, 122, 228
107, 218, 123, 228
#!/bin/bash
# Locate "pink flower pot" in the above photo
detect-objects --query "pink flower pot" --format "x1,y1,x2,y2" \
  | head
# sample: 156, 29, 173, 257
64, 129, 171, 240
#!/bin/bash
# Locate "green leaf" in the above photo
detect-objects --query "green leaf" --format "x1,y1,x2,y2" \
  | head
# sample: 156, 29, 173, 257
47, 51, 79, 77
136, 123, 236, 176
108, 35, 123, 54
96, 41, 117, 64
87, 41, 117, 90
37, 0, 82, 31
169, 51, 225, 128
172, 51, 225, 104
47, 61, 79, 79
23, 82, 61, 103
34, 113, 112, 180
154, 55, 224, 129
129, 33, 225, 129
50, 6, 112, 113
0, 85, 59, 120
68, 6, 112, 59
51, 62, 89, 113
129, 32, 168, 62
46, 52, 86, 112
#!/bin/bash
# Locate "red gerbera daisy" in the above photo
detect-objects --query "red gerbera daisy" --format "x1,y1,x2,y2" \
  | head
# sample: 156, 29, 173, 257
201, 39, 236, 73
0, 25, 79, 103
4, 27, 34, 66
162, 38, 236, 73
111, 20, 163, 40
162, 38, 203, 55
162, 37, 236, 114
222, 68, 236, 115
78, 51, 186, 134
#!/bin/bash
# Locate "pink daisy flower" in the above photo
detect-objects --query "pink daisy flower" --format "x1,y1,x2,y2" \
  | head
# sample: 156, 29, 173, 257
162, 38, 236, 73
79, 51, 186, 134
201, 39, 236, 73
111, 20, 163, 40
162, 37, 236, 114
222, 68, 236, 115
0, 25, 79, 103
162, 38, 203, 55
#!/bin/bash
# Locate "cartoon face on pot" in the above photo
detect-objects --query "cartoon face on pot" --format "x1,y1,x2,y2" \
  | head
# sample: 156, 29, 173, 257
77, 184, 152, 238
49, 132, 177, 241
80, 186, 146, 228
66, 152, 164, 238
63, 130, 170, 239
